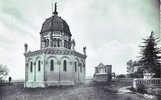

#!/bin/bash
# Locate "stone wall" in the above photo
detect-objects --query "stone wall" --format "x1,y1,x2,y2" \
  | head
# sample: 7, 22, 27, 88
133, 78, 161, 89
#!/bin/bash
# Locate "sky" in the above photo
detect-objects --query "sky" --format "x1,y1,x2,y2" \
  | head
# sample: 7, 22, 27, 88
0, 0, 160, 79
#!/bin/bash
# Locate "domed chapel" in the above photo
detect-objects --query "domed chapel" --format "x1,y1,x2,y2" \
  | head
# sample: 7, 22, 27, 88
24, 3, 87, 88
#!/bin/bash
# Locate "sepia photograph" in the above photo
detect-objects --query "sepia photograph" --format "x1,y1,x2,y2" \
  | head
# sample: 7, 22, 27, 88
0, 0, 161, 100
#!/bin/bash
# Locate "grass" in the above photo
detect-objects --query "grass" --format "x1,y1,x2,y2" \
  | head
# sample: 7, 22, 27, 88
0, 79, 158, 100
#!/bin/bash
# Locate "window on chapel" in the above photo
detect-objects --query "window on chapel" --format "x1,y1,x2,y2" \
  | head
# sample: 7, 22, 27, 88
58, 39, 60, 47
46, 39, 49, 47
63, 60, 67, 72
38, 60, 41, 71
50, 60, 54, 71
30, 62, 33, 72
75, 62, 77, 72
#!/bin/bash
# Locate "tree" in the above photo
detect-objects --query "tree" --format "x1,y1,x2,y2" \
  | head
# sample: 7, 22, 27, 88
126, 60, 143, 78
0, 64, 8, 80
117, 74, 126, 78
134, 67, 144, 78
138, 31, 161, 78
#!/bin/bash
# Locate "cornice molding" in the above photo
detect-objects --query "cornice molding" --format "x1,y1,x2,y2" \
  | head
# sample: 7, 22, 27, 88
24, 48, 86, 59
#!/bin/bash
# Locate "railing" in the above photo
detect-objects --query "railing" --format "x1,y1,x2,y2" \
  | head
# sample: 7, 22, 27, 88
0, 80, 10, 86
133, 78, 161, 89
0, 80, 24, 86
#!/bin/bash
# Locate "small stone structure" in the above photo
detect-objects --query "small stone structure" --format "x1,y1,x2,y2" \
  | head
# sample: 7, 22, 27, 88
143, 72, 155, 79
93, 63, 112, 82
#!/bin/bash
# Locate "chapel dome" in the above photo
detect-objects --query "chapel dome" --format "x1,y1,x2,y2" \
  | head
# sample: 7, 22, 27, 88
40, 15, 71, 36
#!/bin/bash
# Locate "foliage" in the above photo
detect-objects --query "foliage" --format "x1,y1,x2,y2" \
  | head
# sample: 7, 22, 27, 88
138, 31, 161, 78
128, 71, 143, 78
127, 60, 143, 78
117, 74, 126, 78
134, 67, 144, 78
136, 83, 146, 93
0, 64, 8, 80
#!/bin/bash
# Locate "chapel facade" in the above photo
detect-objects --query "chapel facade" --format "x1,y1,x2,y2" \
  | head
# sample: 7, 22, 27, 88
24, 3, 87, 88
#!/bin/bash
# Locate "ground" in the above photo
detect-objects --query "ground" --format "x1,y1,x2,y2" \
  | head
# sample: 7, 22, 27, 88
0, 79, 159, 100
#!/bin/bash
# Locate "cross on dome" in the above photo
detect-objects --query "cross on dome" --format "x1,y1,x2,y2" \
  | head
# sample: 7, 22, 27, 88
53, 2, 58, 15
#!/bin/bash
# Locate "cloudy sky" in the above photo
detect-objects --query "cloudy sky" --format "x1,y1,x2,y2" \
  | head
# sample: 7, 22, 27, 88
0, 0, 160, 79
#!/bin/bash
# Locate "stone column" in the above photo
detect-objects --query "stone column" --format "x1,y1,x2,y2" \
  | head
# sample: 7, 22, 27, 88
84, 61, 86, 81
24, 58, 28, 87
40, 35, 42, 49
44, 55, 47, 81
62, 39, 64, 47
34, 61, 36, 81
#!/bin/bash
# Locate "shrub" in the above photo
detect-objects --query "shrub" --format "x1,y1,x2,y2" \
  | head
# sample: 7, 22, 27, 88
136, 83, 146, 93
117, 74, 126, 78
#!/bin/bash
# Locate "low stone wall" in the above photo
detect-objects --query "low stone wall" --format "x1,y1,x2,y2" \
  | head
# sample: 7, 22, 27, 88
24, 81, 46, 88
133, 78, 161, 89
93, 74, 111, 82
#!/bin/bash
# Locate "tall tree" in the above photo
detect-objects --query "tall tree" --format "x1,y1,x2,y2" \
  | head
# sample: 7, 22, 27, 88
139, 31, 161, 78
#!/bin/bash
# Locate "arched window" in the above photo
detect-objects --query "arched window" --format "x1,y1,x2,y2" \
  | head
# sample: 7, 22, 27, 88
46, 39, 49, 47
38, 60, 41, 71
63, 60, 67, 72
42, 40, 46, 48
50, 60, 54, 71
58, 39, 60, 47
30, 62, 33, 72
75, 62, 77, 72
55, 39, 58, 47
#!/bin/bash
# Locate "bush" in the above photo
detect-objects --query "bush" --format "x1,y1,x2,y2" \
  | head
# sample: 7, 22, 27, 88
117, 74, 126, 78
136, 83, 146, 93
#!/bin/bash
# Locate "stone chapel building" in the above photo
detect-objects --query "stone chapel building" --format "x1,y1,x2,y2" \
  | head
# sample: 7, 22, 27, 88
24, 3, 87, 88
